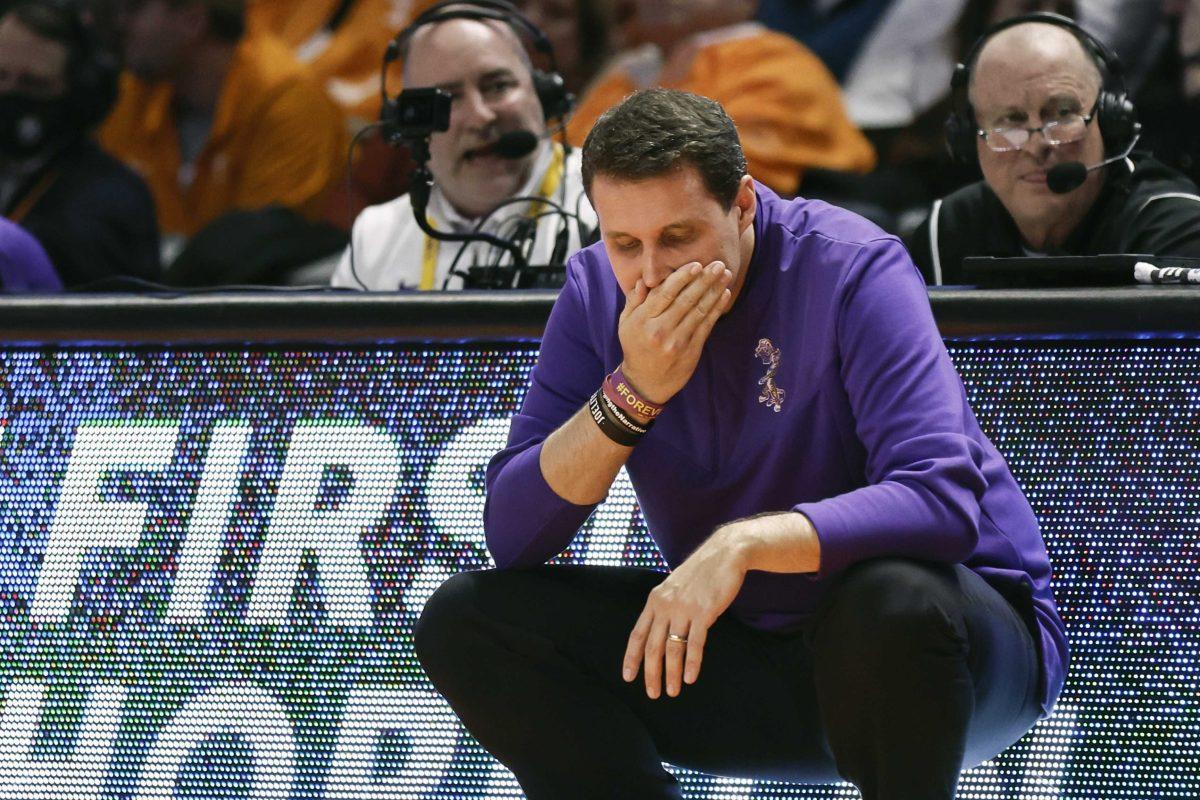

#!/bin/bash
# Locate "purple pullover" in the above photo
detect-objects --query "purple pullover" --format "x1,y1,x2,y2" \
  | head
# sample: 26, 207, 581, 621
0, 218, 62, 293
484, 184, 1067, 716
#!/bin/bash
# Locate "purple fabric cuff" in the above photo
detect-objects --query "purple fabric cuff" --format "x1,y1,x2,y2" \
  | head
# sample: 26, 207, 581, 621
484, 442, 599, 568
793, 500, 858, 581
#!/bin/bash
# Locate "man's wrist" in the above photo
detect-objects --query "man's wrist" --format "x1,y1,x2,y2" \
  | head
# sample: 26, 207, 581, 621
716, 512, 820, 575
607, 365, 666, 425
588, 388, 649, 447
710, 520, 756, 574
617, 362, 670, 411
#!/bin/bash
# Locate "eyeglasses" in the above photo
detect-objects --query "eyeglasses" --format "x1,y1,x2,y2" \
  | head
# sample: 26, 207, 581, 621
976, 108, 1096, 152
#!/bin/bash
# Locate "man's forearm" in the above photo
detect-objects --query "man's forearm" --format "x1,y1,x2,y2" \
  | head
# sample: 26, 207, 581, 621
539, 403, 636, 505
719, 511, 822, 575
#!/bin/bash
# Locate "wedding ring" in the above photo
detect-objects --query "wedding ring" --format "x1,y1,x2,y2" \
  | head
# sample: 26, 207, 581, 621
667, 633, 688, 644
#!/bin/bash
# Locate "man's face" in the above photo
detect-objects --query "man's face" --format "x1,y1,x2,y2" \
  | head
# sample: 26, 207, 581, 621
120, 0, 198, 82
406, 19, 547, 219
0, 15, 69, 100
591, 165, 755, 295
971, 28, 1107, 232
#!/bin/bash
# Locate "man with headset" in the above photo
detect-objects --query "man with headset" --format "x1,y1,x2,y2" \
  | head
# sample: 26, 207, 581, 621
0, 0, 159, 288
908, 12, 1200, 286
329, 0, 597, 291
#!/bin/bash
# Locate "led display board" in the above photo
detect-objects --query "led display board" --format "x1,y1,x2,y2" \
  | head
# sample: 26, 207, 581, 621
0, 341, 1195, 799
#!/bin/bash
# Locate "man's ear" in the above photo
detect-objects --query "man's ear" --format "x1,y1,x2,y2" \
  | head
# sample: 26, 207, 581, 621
734, 174, 756, 232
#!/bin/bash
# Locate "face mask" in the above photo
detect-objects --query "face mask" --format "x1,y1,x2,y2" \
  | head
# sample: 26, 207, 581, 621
0, 93, 72, 161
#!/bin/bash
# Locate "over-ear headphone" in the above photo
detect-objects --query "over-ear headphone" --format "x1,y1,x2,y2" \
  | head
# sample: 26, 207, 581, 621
945, 12, 1138, 167
379, 0, 574, 141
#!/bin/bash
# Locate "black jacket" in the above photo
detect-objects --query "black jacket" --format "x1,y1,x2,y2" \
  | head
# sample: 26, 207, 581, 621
5, 138, 160, 288
907, 154, 1200, 285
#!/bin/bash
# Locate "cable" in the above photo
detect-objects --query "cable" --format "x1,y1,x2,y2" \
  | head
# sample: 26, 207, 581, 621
461, 192, 582, 233
64, 275, 363, 295
441, 194, 581, 289
344, 122, 382, 291
441, 242, 473, 290
441, 191, 581, 284
447, 210, 572, 290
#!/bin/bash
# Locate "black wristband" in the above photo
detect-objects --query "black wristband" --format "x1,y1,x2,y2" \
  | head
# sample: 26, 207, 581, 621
588, 389, 643, 447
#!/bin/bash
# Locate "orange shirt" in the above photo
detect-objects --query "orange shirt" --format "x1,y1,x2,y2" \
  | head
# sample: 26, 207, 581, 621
100, 35, 347, 237
566, 26, 876, 195
246, 0, 421, 124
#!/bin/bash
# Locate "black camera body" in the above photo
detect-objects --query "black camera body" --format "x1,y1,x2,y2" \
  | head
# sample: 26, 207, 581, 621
381, 88, 452, 145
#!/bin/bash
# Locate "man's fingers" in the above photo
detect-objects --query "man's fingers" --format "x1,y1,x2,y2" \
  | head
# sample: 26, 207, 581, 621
664, 624, 690, 697
623, 607, 653, 682
657, 261, 727, 330
642, 616, 669, 699
683, 625, 708, 685
674, 266, 732, 341
686, 287, 732, 350
621, 279, 648, 320
639, 262, 702, 317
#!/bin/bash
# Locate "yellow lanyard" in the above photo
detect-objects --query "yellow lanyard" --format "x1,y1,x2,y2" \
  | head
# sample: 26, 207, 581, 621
7, 167, 62, 224
419, 143, 566, 290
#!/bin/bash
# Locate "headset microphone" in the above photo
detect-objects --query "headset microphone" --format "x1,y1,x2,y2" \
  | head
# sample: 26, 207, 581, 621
1046, 128, 1141, 194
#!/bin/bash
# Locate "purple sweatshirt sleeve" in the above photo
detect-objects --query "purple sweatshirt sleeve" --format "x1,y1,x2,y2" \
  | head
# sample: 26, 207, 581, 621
795, 239, 988, 579
483, 263, 607, 567
0, 219, 62, 293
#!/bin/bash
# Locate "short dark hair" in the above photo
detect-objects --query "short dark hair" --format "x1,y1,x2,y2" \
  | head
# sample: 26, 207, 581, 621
581, 89, 747, 208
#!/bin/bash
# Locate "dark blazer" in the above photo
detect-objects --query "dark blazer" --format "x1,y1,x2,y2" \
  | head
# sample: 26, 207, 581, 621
6, 137, 160, 288
907, 154, 1200, 285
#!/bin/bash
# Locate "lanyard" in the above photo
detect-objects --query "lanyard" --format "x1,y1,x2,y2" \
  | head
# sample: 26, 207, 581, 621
7, 166, 62, 224
419, 143, 566, 290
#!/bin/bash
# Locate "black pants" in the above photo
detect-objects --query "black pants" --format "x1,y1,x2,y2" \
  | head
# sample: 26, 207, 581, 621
415, 559, 1043, 800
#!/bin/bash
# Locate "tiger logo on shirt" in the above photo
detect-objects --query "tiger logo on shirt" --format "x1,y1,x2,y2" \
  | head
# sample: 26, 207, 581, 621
755, 338, 785, 413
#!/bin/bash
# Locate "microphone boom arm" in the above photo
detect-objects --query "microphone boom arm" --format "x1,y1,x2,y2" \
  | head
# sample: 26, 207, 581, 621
1047, 128, 1142, 194
406, 137, 530, 271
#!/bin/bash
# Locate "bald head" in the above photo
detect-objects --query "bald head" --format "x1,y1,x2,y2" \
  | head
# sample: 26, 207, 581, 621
969, 22, 1103, 108
402, 15, 532, 86
967, 20, 1112, 259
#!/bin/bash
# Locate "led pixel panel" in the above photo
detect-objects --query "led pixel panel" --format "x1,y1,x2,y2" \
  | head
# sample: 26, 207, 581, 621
0, 341, 1195, 799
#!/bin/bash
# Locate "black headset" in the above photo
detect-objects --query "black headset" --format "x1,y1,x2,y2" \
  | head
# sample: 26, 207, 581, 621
379, 0, 574, 141
945, 12, 1138, 167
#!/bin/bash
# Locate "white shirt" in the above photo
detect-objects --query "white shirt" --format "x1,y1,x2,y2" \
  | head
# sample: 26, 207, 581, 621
840, 0, 968, 129
330, 142, 596, 291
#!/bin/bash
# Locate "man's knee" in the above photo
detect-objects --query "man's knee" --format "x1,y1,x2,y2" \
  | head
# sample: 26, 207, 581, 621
812, 558, 968, 661
414, 570, 483, 675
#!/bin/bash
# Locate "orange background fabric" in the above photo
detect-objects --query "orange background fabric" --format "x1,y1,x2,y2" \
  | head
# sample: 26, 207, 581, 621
100, 35, 348, 237
566, 30, 876, 195
246, 0, 424, 124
